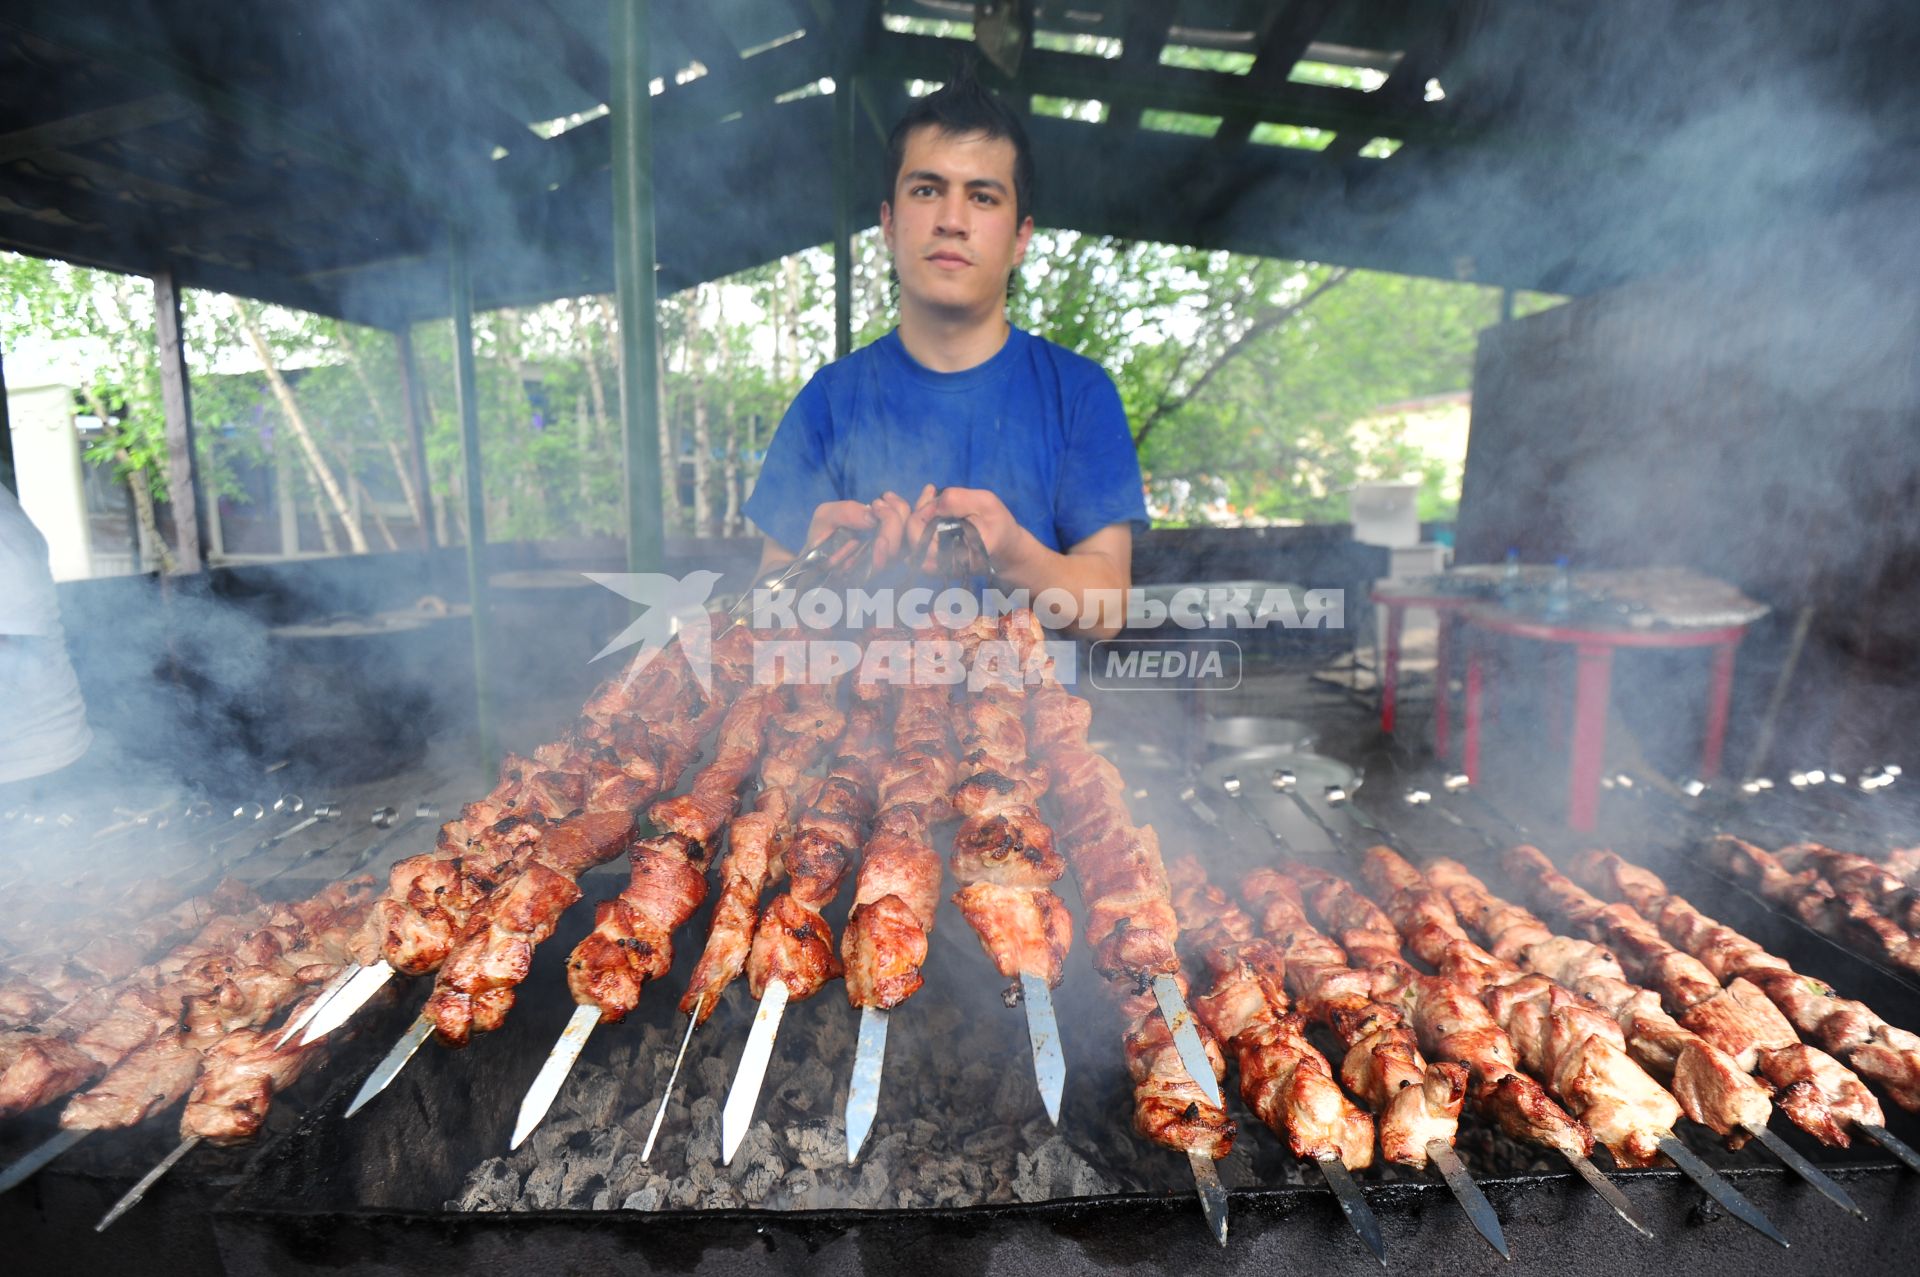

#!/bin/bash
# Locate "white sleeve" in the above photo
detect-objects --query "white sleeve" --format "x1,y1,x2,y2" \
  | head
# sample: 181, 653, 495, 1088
0, 488, 62, 637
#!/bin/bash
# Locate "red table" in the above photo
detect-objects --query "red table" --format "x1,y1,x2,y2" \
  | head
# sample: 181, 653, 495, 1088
1369, 582, 1489, 758
1459, 605, 1755, 831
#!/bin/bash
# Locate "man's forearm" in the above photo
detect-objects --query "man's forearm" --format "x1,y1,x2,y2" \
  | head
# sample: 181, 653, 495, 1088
995, 526, 1130, 640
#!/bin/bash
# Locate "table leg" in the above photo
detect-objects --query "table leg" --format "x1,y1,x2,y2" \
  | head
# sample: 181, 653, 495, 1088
1701, 641, 1737, 781
1464, 638, 1484, 784
1381, 603, 1404, 735
1567, 644, 1616, 831
1433, 613, 1453, 759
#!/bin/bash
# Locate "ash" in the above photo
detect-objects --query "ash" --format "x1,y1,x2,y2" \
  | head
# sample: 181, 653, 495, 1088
450, 988, 1136, 1213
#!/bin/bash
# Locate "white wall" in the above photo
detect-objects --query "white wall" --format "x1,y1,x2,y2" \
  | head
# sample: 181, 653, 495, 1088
6, 382, 92, 581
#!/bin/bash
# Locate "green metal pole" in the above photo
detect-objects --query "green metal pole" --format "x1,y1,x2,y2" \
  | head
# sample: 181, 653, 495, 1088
449, 228, 495, 772
833, 74, 855, 360
611, 0, 664, 575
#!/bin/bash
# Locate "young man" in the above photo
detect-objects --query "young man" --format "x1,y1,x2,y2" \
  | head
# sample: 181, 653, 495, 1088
743, 76, 1147, 639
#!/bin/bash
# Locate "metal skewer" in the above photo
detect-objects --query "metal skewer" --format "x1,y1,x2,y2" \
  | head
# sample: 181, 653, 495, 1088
1741, 1123, 1865, 1220
1018, 973, 1065, 1124
846, 1005, 890, 1163
642, 995, 706, 1162
273, 964, 360, 1050
1657, 1135, 1790, 1248
720, 979, 790, 1165
1209, 776, 1504, 1256
1187, 1150, 1229, 1247
0, 1128, 90, 1196
511, 1004, 602, 1150
1247, 778, 1652, 1239
95, 1135, 200, 1232
265, 801, 340, 847
1857, 1123, 1920, 1174
1431, 778, 1917, 1186
1150, 974, 1223, 1109
343, 1012, 434, 1117
1317, 1155, 1387, 1265
297, 960, 396, 1045
1428, 1138, 1511, 1259
1561, 1147, 1655, 1238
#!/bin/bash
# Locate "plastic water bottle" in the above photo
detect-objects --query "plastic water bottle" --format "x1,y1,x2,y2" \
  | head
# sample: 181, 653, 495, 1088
1546, 556, 1572, 618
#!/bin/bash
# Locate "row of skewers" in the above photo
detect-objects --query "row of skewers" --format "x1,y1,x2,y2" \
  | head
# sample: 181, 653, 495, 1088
1198, 766, 1920, 1250
1707, 835, 1920, 977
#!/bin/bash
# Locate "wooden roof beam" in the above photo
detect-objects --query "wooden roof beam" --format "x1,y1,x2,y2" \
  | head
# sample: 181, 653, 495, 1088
867, 31, 1462, 144
1213, 0, 1342, 147
0, 2, 444, 218
1107, 0, 1177, 130
0, 93, 193, 164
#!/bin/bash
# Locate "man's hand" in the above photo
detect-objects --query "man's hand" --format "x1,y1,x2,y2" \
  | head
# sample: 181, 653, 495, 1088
901, 484, 1033, 575
761, 493, 914, 574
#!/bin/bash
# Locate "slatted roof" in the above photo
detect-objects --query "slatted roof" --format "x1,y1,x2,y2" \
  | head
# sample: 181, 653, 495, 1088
2, 0, 1914, 328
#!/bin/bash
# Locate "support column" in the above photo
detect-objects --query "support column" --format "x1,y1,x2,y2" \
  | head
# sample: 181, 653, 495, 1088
393, 326, 438, 550
611, 0, 664, 576
153, 269, 206, 572
833, 74, 855, 360
0, 343, 14, 495
449, 229, 495, 771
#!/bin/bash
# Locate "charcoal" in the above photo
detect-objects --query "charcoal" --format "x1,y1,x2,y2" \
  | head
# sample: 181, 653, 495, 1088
665, 1176, 702, 1209
695, 1053, 730, 1098
684, 1094, 722, 1165
960, 1124, 1017, 1159
520, 1159, 568, 1210
783, 1118, 845, 1170
448, 1157, 520, 1212
728, 1120, 783, 1179
566, 1064, 624, 1129
848, 1158, 892, 1209
736, 1160, 781, 1204
620, 1174, 673, 1213
699, 1181, 743, 1210
775, 1056, 832, 1113
1012, 1136, 1117, 1203
561, 1129, 626, 1202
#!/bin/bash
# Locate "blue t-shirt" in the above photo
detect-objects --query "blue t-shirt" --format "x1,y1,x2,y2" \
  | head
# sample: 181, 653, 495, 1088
744, 326, 1149, 555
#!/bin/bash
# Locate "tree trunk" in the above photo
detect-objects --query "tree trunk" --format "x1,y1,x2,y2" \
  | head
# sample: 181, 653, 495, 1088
115, 447, 176, 574
233, 300, 370, 552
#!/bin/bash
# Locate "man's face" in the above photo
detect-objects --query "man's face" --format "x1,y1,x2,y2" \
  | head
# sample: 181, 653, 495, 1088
881, 125, 1034, 319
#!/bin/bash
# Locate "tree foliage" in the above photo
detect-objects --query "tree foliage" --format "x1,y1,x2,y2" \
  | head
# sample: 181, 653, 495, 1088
4, 229, 1544, 566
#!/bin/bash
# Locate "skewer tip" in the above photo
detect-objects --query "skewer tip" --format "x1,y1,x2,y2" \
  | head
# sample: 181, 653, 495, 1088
641, 1006, 704, 1164
1658, 1135, 1789, 1250
1187, 1151, 1229, 1248
846, 1006, 890, 1164
721, 981, 789, 1167
1746, 1124, 1866, 1222
1317, 1155, 1387, 1266
344, 1013, 434, 1119
1427, 1139, 1509, 1260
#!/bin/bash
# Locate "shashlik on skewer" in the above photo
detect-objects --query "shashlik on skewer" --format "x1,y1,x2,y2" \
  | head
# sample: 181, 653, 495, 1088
1242, 855, 1634, 1243
0, 880, 375, 1195
99, 982, 358, 1232
56, 881, 375, 1136
945, 615, 1071, 1122
1420, 854, 1864, 1218
1504, 844, 1889, 1152
1571, 847, 1920, 1114
510, 681, 789, 1148
349, 626, 768, 1113
1708, 836, 1920, 977
1021, 616, 1233, 1243
638, 680, 849, 1160
299, 625, 732, 1048
1354, 846, 1788, 1246
1165, 856, 1389, 1262
1771, 844, 1920, 935
721, 694, 886, 1163
0, 879, 260, 1033
843, 631, 960, 1160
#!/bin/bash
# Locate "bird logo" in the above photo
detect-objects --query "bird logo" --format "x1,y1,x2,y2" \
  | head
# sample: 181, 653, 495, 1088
581, 570, 724, 693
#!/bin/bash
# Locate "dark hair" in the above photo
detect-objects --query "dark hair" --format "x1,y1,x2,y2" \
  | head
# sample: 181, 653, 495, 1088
882, 67, 1034, 222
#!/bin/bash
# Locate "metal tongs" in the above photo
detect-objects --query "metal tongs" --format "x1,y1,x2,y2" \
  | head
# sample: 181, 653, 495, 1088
726, 524, 875, 623
913, 515, 996, 587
